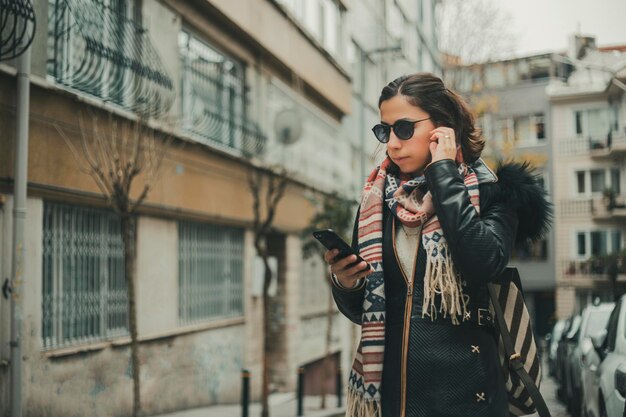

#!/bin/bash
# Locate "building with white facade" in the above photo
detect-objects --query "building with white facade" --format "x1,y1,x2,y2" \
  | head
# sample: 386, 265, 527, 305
343, 0, 442, 192
548, 36, 626, 318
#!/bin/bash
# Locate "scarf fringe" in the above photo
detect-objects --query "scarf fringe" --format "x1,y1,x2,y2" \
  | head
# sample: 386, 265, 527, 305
422, 241, 468, 325
345, 387, 382, 417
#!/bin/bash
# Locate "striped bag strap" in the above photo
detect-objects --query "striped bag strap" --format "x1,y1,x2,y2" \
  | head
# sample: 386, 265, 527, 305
487, 279, 552, 417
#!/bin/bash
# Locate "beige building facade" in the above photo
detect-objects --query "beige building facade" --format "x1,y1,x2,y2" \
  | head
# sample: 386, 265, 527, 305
0, 1, 441, 416
548, 39, 626, 318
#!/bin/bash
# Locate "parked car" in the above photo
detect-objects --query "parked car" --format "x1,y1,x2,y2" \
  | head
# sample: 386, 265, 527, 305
593, 295, 626, 417
566, 302, 614, 417
558, 314, 582, 402
549, 319, 567, 377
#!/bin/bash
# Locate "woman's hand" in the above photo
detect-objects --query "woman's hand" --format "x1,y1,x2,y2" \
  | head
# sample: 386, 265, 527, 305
428, 127, 459, 166
324, 249, 371, 288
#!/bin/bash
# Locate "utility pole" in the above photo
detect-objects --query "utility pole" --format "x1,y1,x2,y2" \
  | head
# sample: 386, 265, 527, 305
10, 35, 32, 417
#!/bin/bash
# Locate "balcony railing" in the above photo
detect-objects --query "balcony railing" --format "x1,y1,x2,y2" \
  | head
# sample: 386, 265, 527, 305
562, 258, 626, 277
179, 30, 267, 156
47, 0, 174, 117
560, 196, 626, 218
0, 0, 36, 61
559, 129, 626, 156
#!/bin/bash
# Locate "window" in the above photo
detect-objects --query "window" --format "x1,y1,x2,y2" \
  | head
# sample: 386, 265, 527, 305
534, 114, 545, 140
576, 171, 586, 194
611, 169, 621, 194
42, 202, 128, 349
575, 111, 583, 135
591, 231, 608, 256
496, 114, 546, 145
47, 0, 172, 114
590, 170, 606, 193
575, 169, 621, 196
178, 221, 244, 324
575, 229, 623, 258
612, 231, 623, 255
574, 107, 619, 138
179, 30, 252, 151
577, 233, 586, 256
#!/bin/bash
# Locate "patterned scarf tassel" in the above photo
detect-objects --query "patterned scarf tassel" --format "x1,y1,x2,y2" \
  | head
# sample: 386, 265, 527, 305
421, 241, 468, 325
345, 388, 382, 417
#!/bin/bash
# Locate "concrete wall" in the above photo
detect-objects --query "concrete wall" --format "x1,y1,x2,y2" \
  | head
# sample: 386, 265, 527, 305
136, 217, 179, 336
191, 0, 351, 115
0, 74, 318, 233
0, 195, 250, 417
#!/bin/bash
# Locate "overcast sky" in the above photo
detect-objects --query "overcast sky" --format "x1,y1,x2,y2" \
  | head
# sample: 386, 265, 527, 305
500, 0, 626, 56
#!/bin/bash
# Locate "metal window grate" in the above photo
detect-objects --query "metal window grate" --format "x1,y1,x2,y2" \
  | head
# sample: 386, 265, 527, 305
178, 221, 244, 324
42, 202, 128, 349
46, 0, 174, 117
178, 30, 266, 156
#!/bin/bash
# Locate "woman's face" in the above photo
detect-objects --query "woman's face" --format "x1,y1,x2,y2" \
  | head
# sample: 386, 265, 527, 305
380, 95, 437, 176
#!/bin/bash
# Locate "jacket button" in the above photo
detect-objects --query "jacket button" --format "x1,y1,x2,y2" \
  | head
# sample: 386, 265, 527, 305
476, 392, 486, 402
471, 345, 480, 353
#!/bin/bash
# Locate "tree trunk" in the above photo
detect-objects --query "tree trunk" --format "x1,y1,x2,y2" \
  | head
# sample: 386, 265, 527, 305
321, 286, 334, 409
261, 249, 272, 417
122, 214, 141, 417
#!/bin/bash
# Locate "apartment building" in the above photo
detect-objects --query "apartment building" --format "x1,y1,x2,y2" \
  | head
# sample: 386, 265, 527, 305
443, 53, 568, 335
344, 0, 442, 190
0, 1, 440, 416
548, 36, 626, 318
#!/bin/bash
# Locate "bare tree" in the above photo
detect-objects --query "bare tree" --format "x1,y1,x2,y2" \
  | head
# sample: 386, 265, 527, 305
248, 165, 289, 417
55, 112, 172, 417
302, 194, 356, 408
437, 0, 517, 88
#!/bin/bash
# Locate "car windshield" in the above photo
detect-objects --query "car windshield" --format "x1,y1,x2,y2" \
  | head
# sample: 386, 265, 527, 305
583, 309, 612, 338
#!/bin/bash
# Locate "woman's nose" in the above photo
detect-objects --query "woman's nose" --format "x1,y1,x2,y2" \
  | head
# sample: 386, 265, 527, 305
387, 131, 402, 149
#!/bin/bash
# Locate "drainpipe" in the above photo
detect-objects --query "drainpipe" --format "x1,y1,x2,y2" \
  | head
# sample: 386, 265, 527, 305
10, 39, 32, 417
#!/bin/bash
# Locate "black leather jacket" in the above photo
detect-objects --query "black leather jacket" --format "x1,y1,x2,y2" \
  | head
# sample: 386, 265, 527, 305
332, 159, 551, 417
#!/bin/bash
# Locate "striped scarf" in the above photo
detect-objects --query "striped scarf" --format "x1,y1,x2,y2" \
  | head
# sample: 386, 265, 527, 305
346, 158, 481, 417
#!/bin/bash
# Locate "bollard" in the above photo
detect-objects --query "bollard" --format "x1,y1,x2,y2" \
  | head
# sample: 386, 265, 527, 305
297, 366, 305, 416
241, 369, 250, 417
336, 366, 342, 407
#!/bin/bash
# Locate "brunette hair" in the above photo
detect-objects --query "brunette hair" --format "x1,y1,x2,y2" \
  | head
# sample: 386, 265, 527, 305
379, 73, 484, 165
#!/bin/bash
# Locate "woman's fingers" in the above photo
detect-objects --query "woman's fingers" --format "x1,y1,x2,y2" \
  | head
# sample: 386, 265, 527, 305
428, 127, 457, 161
324, 249, 338, 263
330, 254, 359, 273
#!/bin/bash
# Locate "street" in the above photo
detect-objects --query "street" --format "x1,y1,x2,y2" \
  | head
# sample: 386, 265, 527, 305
532, 370, 569, 417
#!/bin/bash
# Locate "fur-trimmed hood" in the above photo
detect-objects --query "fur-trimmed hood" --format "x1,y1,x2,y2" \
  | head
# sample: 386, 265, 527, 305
492, 161, 553, 245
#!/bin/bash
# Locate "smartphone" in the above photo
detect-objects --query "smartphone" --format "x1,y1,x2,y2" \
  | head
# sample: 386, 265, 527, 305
312, 229, 370, 269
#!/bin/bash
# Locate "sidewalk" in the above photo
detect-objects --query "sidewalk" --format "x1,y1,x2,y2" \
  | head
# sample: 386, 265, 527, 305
152, 368, 567, 417
151, 393, 344, 417
529, 368, 569, 417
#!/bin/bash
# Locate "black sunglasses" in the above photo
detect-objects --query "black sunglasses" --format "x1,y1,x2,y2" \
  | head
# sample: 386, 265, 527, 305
372, 117, 431, 143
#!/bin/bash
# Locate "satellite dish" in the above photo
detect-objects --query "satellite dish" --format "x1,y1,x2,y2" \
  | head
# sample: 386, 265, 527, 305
274, 108, 303, 145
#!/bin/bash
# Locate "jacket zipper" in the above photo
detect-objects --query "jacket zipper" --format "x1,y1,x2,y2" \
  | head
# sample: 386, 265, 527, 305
392, 220, 419, 417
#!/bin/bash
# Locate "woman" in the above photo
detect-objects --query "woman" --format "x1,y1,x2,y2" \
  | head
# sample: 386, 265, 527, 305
325, 73, 551, 417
